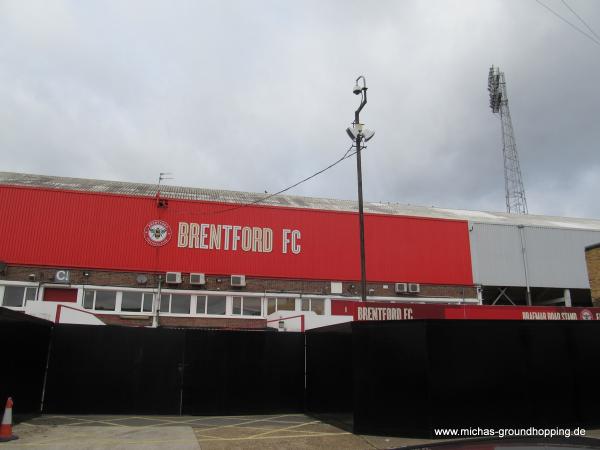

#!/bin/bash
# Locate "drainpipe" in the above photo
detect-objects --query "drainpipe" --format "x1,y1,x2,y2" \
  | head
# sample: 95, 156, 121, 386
152, 275, 162, 328
518, 225, 532, 306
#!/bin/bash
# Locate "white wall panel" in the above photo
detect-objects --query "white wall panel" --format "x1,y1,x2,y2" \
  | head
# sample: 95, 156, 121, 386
470, 223, 526, 287
523, 227, 600, 288
470, 223, 600, 289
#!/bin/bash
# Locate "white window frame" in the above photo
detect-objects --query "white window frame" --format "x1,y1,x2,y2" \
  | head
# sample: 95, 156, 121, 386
301, 297, 326, 315
0, 283, 38, 308
159, 292, 194, 316
266, 296, 299, 315
86, 286, 157, 315
82, 289, 118, 312
120, 291, 154, 314
232, 296, 263, 317
15, 283, 270, 319
196, 294, 228, 316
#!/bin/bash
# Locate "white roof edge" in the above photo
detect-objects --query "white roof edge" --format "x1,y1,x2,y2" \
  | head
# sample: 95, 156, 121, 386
2, 171, 600, 231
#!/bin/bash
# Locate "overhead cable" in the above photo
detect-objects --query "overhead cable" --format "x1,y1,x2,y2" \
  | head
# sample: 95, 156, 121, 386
171, 143, 360, 217
534, 0, 600, 47
560, 0, 600, 42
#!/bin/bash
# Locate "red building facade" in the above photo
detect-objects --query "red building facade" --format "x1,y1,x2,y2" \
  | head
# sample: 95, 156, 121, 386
0, 174, 477, 329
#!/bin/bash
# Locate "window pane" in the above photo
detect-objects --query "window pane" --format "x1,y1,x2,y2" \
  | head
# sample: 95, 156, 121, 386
243, 297, 261, 316
267, 298, 276, 315
160, 294, 170, 313
95, 291, 116, 311
83, 290, 94, 309
196, 296, 206, 314
232, 296, 242, 314
121, 292, 143, 312
277, 298, 295, 311
310, 298, 325, 315
171, 294, 190, 314
3, 286, 25, 307
25, 287, 37, 301
301, 298, 310, 311
143, 293, 154, 312
206, 296, 225, 315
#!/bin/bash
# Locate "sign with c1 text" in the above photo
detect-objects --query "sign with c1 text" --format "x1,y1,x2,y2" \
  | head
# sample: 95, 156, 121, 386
1, 185, 474, 284
54, 270, 70, 283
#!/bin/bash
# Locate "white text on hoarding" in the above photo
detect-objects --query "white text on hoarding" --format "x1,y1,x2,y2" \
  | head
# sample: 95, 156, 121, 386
522, 311, 579, 320
357, 307, 413, 321
177, 222, 301, 254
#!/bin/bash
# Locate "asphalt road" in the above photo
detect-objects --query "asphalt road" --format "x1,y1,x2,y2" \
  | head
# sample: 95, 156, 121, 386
3, 414, 427, 449
9, 414, 600, 449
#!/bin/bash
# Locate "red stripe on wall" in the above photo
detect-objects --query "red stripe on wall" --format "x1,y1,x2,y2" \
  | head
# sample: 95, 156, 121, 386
332, 300, 600, 321
0, 185, 474, 285
44, 288, 78, 302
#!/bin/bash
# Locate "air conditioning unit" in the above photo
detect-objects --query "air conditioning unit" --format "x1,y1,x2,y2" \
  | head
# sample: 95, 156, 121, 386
189, 273, 206, 285
231, 275, 246, 287
408, 283, 421, 293
165, 272, 182, 284
395, 283, 408, 293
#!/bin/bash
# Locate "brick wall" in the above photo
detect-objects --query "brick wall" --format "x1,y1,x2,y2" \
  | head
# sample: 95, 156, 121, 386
97, 314, 266, 329
586, 245, 600, 306
0, 264, 476, 299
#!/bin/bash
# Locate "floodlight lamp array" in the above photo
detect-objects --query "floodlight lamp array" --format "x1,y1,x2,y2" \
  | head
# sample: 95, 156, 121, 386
488, 66, 502, 113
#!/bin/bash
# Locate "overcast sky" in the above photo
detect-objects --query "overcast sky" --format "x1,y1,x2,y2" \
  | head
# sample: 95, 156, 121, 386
1, 0, 599, 218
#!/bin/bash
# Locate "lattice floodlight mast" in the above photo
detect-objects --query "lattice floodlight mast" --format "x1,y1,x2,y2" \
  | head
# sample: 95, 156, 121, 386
488, 66, 528, 214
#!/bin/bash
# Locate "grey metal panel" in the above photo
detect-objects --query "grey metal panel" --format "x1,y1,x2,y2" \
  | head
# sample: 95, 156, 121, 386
470, 223, 526, 287
522, 227, 600, 289
471, 223, 600, 289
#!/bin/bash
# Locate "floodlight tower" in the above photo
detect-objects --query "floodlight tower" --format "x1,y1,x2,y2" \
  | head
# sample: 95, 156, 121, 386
488, 66, 528, 214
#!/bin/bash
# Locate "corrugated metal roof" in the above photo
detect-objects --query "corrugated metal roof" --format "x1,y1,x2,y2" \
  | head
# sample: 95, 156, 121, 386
2, 171, 600, 231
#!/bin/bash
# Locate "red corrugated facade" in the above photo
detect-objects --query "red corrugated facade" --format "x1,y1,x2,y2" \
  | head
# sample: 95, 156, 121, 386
0, 185, 473, 284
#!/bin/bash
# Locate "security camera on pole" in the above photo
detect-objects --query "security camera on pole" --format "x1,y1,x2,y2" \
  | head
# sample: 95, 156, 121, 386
346, 76, 375, 302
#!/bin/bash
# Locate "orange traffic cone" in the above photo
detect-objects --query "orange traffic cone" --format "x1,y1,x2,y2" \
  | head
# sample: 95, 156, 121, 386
0, 397, 18, 442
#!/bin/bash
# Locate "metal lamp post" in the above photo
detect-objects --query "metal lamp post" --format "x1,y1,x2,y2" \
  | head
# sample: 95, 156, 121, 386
346, 75, 374, 302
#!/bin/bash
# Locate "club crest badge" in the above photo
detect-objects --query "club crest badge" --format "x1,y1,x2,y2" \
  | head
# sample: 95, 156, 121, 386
580, 309, 593, 321
144, 220, 172, 247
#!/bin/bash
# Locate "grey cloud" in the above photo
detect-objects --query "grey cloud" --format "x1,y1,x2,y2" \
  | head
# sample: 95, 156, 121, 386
0, 0, 599, 218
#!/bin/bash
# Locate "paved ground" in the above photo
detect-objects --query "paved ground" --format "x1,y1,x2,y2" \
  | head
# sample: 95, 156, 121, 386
1, 425, 199, 449
9, 414, 600, 449
3, 414, 434, 449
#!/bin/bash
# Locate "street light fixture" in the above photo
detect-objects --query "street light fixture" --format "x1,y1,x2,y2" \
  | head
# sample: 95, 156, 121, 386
346, 125, 375, 142
346, 75, 374, 302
